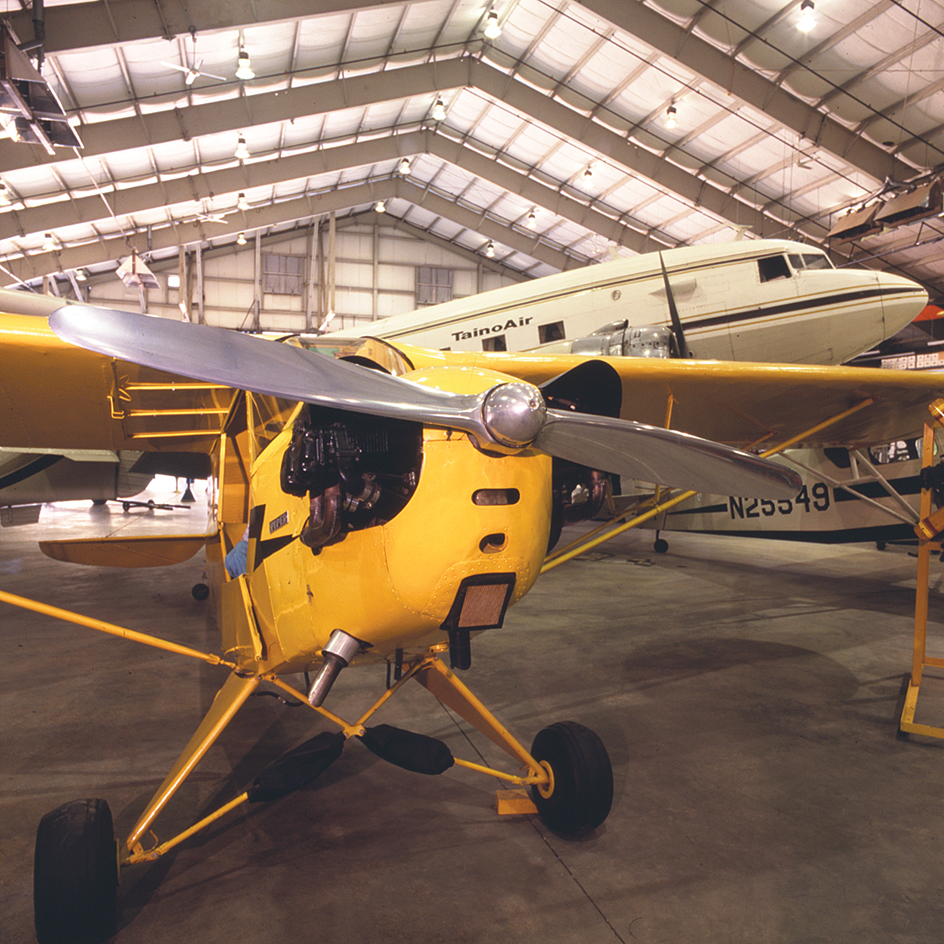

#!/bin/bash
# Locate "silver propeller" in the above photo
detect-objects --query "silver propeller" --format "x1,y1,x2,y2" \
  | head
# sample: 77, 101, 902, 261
49, 305, 800, 499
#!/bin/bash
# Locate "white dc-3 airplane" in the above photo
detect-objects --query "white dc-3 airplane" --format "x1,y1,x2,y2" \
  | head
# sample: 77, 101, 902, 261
338, 238, 926, 365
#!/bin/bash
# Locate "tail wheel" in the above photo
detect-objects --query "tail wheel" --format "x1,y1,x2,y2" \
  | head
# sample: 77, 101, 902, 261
529, 721, 613, 836
34, 799, 118, 944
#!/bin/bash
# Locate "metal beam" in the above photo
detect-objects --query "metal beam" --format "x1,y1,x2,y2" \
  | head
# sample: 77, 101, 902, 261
11, 0, 921, 193
0, 129, 658, 256
0, 59, 473, 173
0, 58, 797, 249
575, 0, 921, 181
0, 176, 580, 285
4, 0, 406, 54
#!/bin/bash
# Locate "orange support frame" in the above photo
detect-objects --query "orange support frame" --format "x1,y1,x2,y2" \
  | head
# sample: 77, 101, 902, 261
900, 416, 944, 739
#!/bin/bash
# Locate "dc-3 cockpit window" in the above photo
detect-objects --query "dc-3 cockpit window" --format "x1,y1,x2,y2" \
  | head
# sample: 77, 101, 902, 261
757, 255, 791, 282
788, 252, 833, 271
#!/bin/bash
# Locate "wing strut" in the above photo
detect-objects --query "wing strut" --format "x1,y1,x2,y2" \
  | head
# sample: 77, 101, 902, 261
542, 396, 874, 573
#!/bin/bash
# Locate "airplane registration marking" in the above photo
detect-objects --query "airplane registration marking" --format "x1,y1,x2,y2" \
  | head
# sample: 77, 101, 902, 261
729, 483, 830, 519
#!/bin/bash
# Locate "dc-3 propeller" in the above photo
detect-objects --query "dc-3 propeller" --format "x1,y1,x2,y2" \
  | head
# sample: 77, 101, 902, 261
49, 305, 800, 499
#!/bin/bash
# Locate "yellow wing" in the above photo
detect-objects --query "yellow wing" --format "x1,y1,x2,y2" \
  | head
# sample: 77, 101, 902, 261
394, 345, 944, 449
0, 313, 234, 453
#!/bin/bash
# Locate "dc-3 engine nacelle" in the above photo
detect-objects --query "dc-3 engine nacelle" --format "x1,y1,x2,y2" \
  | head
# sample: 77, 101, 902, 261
570, 322, 676, 359
219, 366, 554, 693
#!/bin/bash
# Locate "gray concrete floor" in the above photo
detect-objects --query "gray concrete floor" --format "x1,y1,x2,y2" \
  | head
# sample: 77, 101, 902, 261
3, 484, 944, 944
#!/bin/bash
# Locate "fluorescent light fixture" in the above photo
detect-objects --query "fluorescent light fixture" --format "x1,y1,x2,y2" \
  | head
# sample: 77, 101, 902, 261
665, 104, 678, 129
116, 253, 159, 289
235, 135, 250, 160
484, 11, 502, 40
237, 232, 247, 245
797, 0, 816, 32
235, 48, 254, 80
432, 96, 447, 122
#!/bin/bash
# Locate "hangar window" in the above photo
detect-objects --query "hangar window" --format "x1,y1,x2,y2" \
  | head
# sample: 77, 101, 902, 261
539, 321, 565, 343
482, 334, 506, 351
416, 266, 453, 306
757, 255, 791, 282
263, 254, 305, 295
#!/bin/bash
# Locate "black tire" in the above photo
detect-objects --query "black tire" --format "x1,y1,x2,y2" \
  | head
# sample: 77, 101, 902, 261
34, 799, 118, 944
191, 582, 210, 601
653, 538, 669, 554
529, 721, 613, 836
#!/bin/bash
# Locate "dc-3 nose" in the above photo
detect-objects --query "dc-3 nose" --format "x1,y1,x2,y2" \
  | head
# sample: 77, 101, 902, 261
875, 269, 929, 337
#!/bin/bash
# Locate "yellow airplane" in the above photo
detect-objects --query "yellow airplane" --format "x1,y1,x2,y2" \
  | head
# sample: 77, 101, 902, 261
2, 304, 943, 944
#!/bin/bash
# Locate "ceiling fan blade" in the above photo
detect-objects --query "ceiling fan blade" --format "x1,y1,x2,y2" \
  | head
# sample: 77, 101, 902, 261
49, 305, 484, 432
534, 410, 800, 499
161, 61, 191, 74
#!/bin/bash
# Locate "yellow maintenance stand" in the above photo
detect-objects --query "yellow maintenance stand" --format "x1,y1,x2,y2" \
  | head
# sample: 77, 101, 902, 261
900, 399, 944, 739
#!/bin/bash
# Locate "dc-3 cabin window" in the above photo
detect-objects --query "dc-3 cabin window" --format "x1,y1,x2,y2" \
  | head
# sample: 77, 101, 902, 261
757, 254, 791, 282
538, 321, 566, 344
482, 334, 507, 352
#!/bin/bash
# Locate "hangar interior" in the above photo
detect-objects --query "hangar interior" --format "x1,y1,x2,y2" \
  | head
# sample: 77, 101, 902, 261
4, 1, 944, 943
0, 0, 942, 338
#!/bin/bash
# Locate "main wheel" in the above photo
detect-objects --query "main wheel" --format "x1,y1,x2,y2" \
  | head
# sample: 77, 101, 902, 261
529, 721, 613, 836
34, 798, 118, 944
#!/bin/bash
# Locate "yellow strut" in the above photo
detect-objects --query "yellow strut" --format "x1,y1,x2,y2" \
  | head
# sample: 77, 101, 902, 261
541, 397, 875, 573
0, 589, 235, 668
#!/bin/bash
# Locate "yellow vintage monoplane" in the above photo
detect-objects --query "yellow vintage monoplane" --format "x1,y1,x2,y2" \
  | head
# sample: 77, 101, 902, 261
1, 303, 943, 944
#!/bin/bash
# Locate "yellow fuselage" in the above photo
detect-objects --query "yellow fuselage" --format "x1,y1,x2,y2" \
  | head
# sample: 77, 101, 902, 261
215, 367, 552, 675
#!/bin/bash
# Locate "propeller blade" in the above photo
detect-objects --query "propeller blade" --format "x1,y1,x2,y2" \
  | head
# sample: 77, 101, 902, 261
535, 410, 800, 498
49, 305, 484, 431
49, 305, 800, 499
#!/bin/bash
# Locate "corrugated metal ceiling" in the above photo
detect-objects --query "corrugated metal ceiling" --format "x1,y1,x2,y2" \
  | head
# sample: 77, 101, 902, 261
0, 0, 941, 308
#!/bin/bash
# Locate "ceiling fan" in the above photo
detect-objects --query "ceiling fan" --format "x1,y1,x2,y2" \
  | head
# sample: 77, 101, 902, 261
161, 28, 225, 86
183, 199, 231, 226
